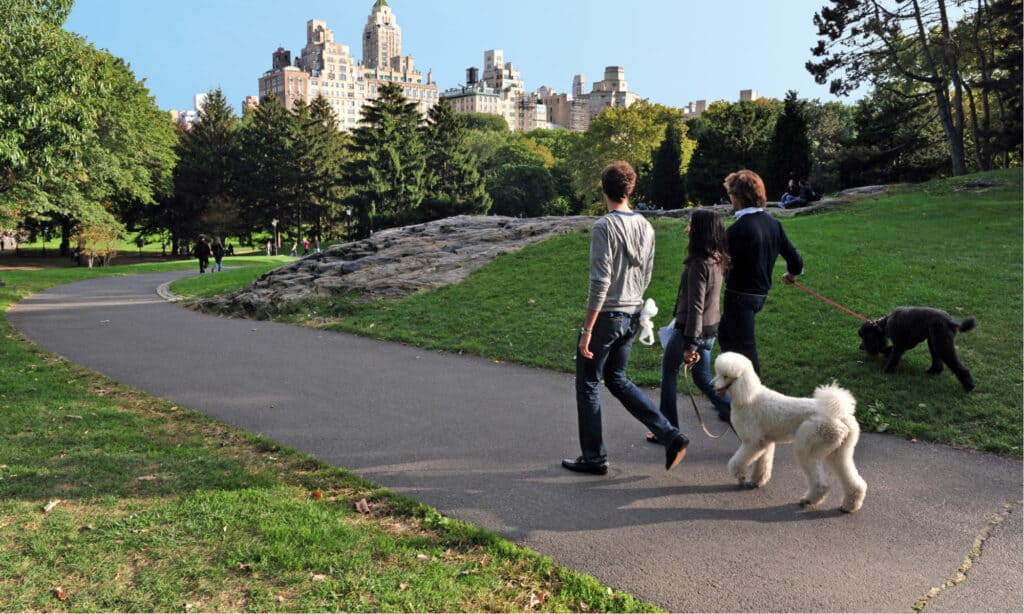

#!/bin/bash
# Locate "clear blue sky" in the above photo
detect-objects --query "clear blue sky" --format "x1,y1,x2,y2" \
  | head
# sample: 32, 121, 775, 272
65, 0, 864, 113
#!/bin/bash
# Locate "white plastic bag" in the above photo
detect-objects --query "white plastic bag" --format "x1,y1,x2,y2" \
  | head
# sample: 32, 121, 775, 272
636, 298, 658, 346
658, 318, 675, 349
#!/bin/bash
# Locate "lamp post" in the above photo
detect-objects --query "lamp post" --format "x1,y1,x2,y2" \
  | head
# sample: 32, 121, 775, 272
271, 218, 279, 256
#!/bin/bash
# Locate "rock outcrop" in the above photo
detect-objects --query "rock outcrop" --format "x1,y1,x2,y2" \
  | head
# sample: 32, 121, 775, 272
198, 214, 595, 313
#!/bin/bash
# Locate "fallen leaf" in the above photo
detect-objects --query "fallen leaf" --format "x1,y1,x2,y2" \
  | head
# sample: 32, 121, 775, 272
399, 583, 409, 591
480, 554, 489, 567
42, 499, 63, 513
311, 490, 324, 500
529, 591, 547, 608
416, 554, 430, 561
137, 475, 158, 481
354, 498, 371, 514
310, 573, 328, 582
54, 587, 68, 601
64, 415, 83, 420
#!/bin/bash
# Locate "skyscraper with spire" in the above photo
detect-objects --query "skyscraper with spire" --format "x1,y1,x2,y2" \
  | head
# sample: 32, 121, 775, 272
362, 0, 401, 71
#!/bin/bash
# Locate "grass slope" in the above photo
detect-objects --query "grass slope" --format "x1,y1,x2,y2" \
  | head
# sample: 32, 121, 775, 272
275, 170, 1020, 455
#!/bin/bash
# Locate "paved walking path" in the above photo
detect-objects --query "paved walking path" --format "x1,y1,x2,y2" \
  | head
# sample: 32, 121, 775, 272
8, 271, 1022, 612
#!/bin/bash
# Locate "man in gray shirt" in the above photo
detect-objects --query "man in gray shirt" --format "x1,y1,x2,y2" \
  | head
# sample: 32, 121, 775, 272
562, 161, 690, 476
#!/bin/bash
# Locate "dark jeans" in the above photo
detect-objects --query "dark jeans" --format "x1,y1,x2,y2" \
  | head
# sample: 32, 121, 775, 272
718, 290, 767, 376
575, 311, 682, 462
660, 329, 731, 426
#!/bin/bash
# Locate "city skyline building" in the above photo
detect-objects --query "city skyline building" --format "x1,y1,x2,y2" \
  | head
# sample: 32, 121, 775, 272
256, 0, 438, 131
247, 0, 756, 133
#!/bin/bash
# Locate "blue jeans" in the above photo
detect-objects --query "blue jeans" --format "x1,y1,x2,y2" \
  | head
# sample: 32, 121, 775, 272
213, 258, 223, 272
718, 290, 767, 376
575, 311, 682, 462
660, 328, 731, 425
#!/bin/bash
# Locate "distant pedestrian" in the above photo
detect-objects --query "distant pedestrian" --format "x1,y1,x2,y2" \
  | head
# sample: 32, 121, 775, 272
289, 241, 298, 257
211, 237, 225, 272
266, 240, 272, 256
303, 238, 310, 255
562, 160, 689, 477
195, 234, 211, 274
314, 237, 321, 254
226, 242, 234, 256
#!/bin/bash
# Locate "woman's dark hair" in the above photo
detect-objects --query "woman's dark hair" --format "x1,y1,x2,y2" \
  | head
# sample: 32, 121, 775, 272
685, 208, 730, 270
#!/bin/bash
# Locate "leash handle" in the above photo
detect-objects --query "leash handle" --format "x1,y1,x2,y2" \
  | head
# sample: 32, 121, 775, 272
788, 279, 869, 322
682, 362, 733, 440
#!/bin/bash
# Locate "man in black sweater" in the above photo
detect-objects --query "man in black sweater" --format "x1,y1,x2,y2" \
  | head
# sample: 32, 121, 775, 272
717, 170, 803, 411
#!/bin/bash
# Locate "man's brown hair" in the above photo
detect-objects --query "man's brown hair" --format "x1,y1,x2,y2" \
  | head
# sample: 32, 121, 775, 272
600, 161, 637, 202
723, 169, 767, 207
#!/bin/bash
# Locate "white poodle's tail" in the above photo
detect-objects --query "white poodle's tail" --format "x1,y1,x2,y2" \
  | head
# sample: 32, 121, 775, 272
814, 382, 857, 419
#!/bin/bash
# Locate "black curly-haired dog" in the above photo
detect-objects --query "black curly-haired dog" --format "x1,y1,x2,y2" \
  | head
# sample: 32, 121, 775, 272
858, 307, 976, 391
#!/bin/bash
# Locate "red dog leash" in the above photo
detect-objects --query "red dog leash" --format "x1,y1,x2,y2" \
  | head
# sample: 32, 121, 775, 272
786, 279, 870, 322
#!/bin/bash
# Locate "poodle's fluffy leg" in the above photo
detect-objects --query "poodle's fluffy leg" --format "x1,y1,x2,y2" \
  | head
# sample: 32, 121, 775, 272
727, 441, 766, 488
794, 422, 839, 507
748, 442, 775, 487
829, 426, 867, 513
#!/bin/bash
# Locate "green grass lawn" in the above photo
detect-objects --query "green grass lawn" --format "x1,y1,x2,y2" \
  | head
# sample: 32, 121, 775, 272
212, 170, 1019, 456
0, 264, 654, 611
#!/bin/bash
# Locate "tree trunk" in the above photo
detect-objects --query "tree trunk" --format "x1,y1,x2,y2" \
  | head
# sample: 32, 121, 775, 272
911, 0, 968, 175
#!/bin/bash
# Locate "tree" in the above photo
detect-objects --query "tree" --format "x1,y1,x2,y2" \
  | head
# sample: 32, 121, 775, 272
566, 100, 692, 209
455, 111, 510, 132
838, 85, 949, 186
1, 0, 176, 254
807, 0, 974, 175
345, 82, 427, 238
172, 89, 240, 253
294, 96, 349, 244
421, 100, 490, 221
648, 121, 687, 209
1, 0, 89, 223
487, 165, 557, 218
764, 91, 812, 199
955, 0, 1023, 169
686, 99, 782, 205
805, 99, 857, 192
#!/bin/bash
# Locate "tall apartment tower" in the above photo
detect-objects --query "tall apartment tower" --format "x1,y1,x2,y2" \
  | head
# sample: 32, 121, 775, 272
362, 0, 401, 70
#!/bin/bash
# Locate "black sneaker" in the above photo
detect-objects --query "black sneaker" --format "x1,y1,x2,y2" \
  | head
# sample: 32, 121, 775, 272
665, 435, 689, 471
561, 456, 608, 476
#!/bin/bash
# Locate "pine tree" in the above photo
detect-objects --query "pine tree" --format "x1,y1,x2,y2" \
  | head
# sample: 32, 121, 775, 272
764, 91, 811, 200
300, 95, 349, 243
421, 100, 491, 221
345, 83, 426, 238
237, 94, 296, 248
648, 121, 687, 209
171, 88, 240, 253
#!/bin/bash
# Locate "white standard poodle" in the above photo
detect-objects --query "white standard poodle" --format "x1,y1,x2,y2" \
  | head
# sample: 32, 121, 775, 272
710, 352, 868, 513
